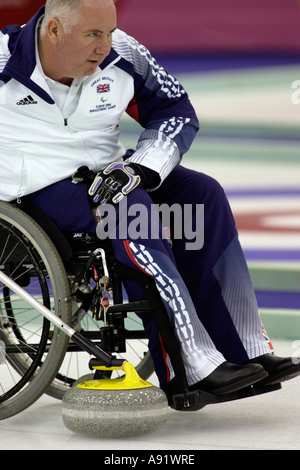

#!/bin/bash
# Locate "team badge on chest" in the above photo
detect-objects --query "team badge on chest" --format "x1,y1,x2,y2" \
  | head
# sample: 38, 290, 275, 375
97, 83, 110, 94
89, 76, 118, 113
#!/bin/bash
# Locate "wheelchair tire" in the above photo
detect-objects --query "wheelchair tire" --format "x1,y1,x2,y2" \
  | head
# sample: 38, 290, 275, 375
0, 202, 72, 420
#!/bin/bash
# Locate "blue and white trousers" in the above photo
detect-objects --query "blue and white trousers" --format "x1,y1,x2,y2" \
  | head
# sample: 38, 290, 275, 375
27, 165, 272, 387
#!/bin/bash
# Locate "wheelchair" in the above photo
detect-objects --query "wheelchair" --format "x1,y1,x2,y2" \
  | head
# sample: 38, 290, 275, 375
0, 199, 196, 420
0, 199, 281, 421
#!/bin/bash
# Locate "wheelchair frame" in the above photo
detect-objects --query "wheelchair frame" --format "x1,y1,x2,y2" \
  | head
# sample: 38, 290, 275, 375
0, 200, 195, 419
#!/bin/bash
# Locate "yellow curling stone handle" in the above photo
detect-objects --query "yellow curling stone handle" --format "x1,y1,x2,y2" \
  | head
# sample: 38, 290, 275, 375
76, 361, 153, 390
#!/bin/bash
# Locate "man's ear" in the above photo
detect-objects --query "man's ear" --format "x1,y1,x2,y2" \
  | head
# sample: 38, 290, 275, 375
47, 18, 64, 43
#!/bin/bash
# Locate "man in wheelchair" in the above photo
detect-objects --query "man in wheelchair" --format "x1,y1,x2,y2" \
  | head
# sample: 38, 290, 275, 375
0, 0, 299, 406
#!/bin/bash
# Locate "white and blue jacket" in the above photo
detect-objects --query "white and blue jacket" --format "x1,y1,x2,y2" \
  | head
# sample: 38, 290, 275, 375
0, 7, 199, 202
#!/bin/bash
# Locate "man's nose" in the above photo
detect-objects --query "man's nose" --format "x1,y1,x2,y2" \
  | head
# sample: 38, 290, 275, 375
95, 37, 111, 55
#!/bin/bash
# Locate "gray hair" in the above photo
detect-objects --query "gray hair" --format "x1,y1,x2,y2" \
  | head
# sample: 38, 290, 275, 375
40, 0, 116, 35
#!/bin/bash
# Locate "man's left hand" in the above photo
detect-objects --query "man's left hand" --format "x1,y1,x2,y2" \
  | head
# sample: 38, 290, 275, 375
88, 161, 147, 206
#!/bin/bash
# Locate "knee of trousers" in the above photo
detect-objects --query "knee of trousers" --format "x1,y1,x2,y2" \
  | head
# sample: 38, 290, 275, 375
157, 166, 228, 208
192, 172, 227, 207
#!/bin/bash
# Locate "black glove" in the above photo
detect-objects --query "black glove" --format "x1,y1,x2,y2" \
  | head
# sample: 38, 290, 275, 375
88, 161, 149, 206
72, 166, 94, 184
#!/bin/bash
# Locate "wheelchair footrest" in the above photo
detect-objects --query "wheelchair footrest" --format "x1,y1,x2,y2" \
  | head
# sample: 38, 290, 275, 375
171, 382, 282, 411
238, 382, 282, 398
172, 390, 220, 411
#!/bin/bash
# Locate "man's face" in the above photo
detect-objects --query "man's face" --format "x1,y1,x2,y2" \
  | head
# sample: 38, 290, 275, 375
53, 0, 117, 80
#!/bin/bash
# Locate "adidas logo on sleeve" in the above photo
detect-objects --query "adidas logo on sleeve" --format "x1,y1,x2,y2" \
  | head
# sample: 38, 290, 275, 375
17, 95, 38, 105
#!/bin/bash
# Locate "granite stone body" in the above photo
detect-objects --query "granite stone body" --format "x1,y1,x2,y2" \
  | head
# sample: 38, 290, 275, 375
62, 385, 169, 438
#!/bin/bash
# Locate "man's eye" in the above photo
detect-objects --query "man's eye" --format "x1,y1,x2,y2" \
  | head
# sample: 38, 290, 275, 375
87, 32, 100, 38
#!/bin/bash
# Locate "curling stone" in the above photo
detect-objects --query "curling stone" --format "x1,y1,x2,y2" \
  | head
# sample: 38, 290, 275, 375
62, 361, 169, 438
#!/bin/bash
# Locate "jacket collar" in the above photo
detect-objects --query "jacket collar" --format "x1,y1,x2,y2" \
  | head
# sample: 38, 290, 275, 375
1, 7, 55, 103
1, 6, 121, 104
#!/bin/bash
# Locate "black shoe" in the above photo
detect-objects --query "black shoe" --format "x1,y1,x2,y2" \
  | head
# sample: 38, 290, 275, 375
246, 354, 300, 386
189, 361, 268, 396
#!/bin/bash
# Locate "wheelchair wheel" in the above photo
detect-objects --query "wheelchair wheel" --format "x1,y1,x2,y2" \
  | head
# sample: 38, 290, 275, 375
0, 202, 72, 420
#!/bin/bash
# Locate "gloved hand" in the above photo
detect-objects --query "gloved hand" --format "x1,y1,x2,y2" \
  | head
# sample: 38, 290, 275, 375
72, 166, 94, 184
88, 161, 148, 206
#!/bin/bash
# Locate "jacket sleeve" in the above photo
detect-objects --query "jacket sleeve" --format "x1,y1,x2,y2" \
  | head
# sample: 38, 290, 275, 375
112, 30, 199, 184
